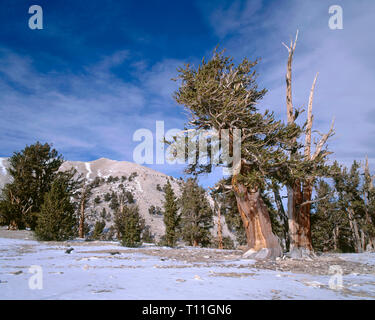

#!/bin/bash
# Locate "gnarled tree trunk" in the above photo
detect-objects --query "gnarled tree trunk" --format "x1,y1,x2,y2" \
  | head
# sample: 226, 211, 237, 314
348, 208, 363, 253
232, 177, 282, 260
300, 181, 313, 250
273, 185, 289, 251
289, 180, 313, 256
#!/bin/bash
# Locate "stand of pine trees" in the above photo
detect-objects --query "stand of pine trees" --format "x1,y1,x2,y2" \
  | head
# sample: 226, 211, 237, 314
179, 178, 213, 247
311, 160, 375, 253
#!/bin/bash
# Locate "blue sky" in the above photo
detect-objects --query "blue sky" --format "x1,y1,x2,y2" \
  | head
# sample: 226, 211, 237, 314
0, 0, 374, 187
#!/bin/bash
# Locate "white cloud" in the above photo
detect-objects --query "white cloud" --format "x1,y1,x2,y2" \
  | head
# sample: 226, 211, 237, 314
0, 49, 185, 167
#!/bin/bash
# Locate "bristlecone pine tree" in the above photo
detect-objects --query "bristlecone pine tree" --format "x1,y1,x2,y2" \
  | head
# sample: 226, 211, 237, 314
0, 142, 63, 230
172, 49, 302, 259
282, 31, 334, 258
114, 204, 143, 247
35, 174, 77, 241
92, 220, 106, 240
179, 178, 213, 247
333, 160, 375, 252
163, 181, 179, 247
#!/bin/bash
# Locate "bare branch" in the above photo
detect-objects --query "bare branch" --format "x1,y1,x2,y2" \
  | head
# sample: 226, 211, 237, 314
311, 117, 335, 161
284, 30, 299, 125
299, 191, 334, 208
305, 72, 318, 160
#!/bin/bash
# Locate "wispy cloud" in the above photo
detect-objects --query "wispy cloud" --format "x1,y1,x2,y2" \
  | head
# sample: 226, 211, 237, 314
0, 48, 185, 167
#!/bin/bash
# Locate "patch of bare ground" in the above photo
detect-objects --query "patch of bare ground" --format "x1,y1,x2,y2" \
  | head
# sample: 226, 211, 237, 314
209, 272, 256, 278
0, 228, 35, 240
135, 247, 243, 263
253, 255, 375, 276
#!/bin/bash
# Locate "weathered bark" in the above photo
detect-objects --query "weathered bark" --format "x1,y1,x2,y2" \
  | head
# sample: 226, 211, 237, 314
304, 74, 318, 159
299, 181, 313, 250
232, 176, 282, 260
273, 186, 289, 251
333, 225, 339, 251
79, 189, 87, 239
348, 208, 363, 253
288, 180, 314, 257
361, 230, 366, 252
287, 185, 295, 248
283, 30, 298, 126
8, 220, 18, 230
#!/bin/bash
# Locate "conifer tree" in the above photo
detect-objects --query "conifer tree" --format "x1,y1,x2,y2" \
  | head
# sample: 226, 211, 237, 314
0, 142, 63, 229
78, 180, 93, 238
92, 220, 106, 240
114, 204, 143, 247
179, 178, 213, 247
35, 174, 77, 241
163, 181, 179, 247
172, 49, 302, 259
362, 156, 375, 250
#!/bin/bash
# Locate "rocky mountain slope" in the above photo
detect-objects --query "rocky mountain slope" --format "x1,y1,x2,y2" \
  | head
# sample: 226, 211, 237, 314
0, 157, 234, 243
0, 158, 11, 190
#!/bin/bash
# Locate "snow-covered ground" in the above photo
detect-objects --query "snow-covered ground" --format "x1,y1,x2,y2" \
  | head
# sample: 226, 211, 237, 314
85, 162, 92, 180
1, 236, 375, 300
